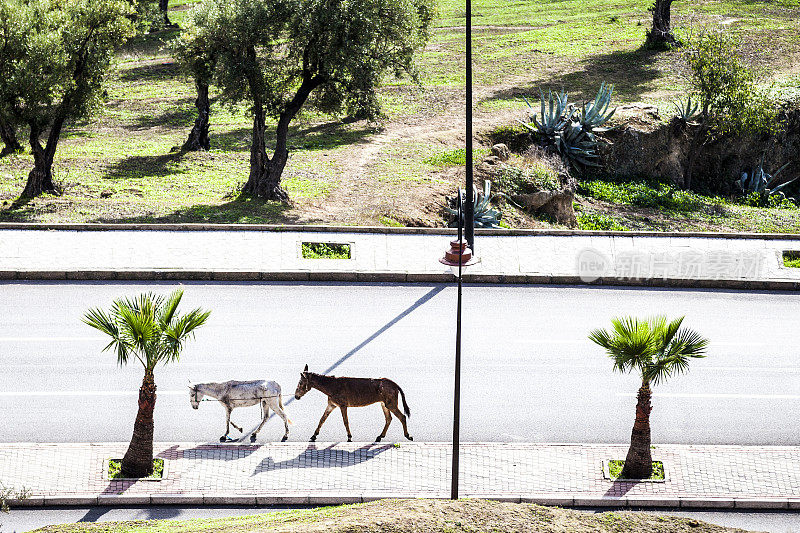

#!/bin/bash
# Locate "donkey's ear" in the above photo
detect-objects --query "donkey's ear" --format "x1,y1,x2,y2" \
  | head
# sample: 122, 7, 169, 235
303, 364, 309, 372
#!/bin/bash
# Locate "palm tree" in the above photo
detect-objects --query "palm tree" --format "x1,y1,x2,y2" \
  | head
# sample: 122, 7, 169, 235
83, 290, 210, 477
589, 316, 708, 479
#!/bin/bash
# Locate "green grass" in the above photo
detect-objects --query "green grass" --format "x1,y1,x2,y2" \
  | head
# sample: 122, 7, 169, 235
1, 0, 798, 229
578, 179, 716, 213
576, 211, 627, 231
783, 251, 800, 267
108, 459, 164, 480
301, 242, 352, 259
424, 148, 488, 167
608, 460, 665, 480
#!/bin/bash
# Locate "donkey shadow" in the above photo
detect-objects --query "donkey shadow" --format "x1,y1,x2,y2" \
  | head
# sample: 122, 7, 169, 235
251, 443, 393, 476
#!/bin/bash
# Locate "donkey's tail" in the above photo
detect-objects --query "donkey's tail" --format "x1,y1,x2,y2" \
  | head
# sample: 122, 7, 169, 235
398, 385, 411, 418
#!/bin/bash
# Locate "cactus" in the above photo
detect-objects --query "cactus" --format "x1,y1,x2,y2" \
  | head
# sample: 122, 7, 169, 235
519, 84, 614, 172
447, 180, 503, 228
673, 96, 700, 122
580, 82, 616, 130
736, 155, 794, 196
519, 89, 576, 137
555, 121, 601, 169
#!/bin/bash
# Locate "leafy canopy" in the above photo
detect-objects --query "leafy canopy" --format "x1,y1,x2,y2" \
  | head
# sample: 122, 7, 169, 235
83, 290, 211, 371
182, 0, 435, 120
588, 316, 708, 385
0, 0, 135, 132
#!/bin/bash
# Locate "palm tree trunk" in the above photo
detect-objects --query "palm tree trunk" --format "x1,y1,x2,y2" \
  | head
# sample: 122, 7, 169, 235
620, 380, 653, 479
121, 368, 157, 477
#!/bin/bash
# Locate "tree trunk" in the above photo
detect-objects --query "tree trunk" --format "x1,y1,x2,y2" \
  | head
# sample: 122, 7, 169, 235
620, 381, 653, 479
182, 80, 211, 151
0, 117, 22, 157
22, 126, 58, 198
646, 0, 676, 48
160, 0, 174, 27
120, 368, 157, 478
241, 75, 323, 202
683, 115, 708, 190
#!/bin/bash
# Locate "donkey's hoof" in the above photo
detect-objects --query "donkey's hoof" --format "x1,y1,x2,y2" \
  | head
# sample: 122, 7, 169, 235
347, 437, 352, 442
250, 434, 257, 443
309, 435, 317, 442
374, 436, 382, 443
407, 436, 414, 441
281, 435, 288, 442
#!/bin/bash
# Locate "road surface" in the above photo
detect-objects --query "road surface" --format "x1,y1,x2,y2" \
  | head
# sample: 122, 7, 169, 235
1, 281, 798, 445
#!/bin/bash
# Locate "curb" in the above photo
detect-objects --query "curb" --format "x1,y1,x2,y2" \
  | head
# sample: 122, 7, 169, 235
11, 494, 800, 510
2, 222, 800, 240
2, 270, 799, 290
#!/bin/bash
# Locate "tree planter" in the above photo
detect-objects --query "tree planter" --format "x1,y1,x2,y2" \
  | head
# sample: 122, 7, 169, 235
104, 458, 167, 481
602, 460, 666, 483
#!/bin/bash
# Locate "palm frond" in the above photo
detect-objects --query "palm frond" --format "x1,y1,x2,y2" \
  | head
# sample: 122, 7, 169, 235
589, 316, 656, 374
84, 292, 209, 371
158, 289, 184, 329
82, 307, 132, 365
161, 308, 211, 363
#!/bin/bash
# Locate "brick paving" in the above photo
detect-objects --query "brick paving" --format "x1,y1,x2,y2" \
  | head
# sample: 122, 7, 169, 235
2, 442, 800, 508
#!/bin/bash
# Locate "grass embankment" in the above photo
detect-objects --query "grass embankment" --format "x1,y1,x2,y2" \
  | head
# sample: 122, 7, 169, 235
33, 499, 752, 533
574, 179, 800, 233
1, 0, 799, 228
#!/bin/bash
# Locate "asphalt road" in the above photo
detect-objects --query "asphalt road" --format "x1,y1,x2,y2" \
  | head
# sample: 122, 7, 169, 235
1, 281, 798, 445
3, 506, 800, 533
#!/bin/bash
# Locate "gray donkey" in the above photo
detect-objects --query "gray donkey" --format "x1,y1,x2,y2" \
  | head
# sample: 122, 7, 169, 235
189, 380, 290, 442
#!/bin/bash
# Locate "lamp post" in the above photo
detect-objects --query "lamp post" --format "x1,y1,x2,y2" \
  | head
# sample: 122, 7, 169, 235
464, 0, 474, 253
440, 189, 478, 500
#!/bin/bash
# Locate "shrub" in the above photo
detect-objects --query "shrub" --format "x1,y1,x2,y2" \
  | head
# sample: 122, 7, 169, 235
494, 163, 560, 195
684, 29, 780, 138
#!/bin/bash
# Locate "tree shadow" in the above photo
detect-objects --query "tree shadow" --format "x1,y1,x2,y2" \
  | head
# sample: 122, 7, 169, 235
251, 443, 393, 475
90, 196, 297, 224
118, 28, 181, 60
210, 122, 378, 154
103, 151, 188, 180
126, 99, 197, 130
480, 47, 666, 109
118, 61, 182, 84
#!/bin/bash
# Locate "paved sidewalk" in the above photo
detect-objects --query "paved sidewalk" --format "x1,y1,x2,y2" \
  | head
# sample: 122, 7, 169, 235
3, 442, 800, 509
1, 224, 800, 289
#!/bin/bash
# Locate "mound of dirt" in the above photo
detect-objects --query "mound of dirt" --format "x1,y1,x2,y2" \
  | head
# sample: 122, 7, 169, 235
36, 499, 757, 533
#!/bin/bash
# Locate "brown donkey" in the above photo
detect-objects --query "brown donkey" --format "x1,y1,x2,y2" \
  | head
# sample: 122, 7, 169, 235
294, 364, 413, 442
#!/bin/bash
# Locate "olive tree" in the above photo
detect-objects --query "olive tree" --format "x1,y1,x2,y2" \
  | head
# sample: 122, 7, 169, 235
0, 0, 26, 157
0, 0, 135, 197
185, 0, 434, 201
174, 1, 218, 151
646, 0, 676, 48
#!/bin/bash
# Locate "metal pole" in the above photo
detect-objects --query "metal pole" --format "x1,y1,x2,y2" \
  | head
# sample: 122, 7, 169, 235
464, 0, 474, 253
451, 191, 463, 500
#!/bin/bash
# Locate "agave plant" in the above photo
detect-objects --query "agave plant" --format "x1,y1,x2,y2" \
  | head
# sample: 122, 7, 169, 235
736, 155, 795, 197
673, 96, 700, 122
519, 89, 576, 137
447, 180, 503, 228
555, 121, 601, 169
580, 82, 616, 131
